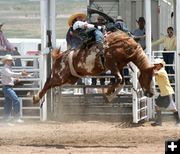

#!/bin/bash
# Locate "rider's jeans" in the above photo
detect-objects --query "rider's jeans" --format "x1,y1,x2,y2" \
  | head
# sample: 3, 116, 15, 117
2, 85, 20, 120
94, 29, 104, 43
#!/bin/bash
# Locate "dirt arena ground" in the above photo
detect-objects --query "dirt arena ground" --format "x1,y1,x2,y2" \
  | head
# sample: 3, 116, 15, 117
0, 120, 179, 154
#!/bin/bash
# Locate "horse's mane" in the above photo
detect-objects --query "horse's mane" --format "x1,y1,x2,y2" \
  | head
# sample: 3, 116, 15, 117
51, 48, 63, 60
105, 31, 151, 70
105, 31, 137, 48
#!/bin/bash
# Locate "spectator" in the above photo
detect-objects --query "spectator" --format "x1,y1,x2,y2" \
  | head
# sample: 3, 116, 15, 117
0, 23, 15, 51
1, 54, 29, 123
151, 58, 180, 126
132, 17, 146, 50
0, 23, 21, 66
152, 27, 176, 76
114, 16, 129, 33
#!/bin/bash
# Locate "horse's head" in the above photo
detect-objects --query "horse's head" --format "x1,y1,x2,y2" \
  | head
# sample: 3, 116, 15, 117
138, 66, 155, 97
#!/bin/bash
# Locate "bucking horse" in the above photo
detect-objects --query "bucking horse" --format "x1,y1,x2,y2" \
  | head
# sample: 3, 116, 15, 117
33, 30, 154, 104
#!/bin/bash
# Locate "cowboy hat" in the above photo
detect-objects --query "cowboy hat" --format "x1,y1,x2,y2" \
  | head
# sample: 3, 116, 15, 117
97, 15, 105, 21
116, 15, 123, 21
137, 17, 145, 22
153, 58, 165, 67
68, 13, 87, 27
2, 54, 13, 63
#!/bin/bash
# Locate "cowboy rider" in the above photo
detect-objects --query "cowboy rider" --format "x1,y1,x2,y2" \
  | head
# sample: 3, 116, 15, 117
68, 13, 104, 58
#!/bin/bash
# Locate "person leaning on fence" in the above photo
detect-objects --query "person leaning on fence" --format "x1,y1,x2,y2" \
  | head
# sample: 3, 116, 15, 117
1, 54, 29, 123
152, 27, 176, 79
114, 16, 129, 33
0, 23, 15, 51
132, 17, 146, 50
0, 23, 21, 66
151, 58, 180, 126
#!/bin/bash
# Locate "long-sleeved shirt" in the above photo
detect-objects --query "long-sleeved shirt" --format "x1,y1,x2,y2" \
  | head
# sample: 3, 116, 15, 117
154, 67, 174, 96
133, 28, 146, 49
1, 64, 22, 86
115, 21, 129, 32
152, 35, 176, 51
73, 21, 100, 30
66, 27, 81, 49
0, 31, 15, 51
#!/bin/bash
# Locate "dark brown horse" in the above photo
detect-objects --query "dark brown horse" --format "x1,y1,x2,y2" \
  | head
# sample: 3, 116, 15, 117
33, 31, 154, 104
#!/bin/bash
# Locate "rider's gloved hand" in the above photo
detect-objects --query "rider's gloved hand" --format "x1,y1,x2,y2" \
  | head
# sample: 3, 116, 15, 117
97, 26, 102, 30
94, 25, 98, 29
94, 25, 102, 30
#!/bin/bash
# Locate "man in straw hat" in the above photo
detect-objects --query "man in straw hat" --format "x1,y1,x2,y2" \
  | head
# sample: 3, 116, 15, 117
151, 58, 180, 126
68, 12, 104, 59
1, 54, 29, 123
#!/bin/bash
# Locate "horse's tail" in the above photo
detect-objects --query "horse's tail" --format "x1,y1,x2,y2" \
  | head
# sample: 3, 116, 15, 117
51, 48, 62, 60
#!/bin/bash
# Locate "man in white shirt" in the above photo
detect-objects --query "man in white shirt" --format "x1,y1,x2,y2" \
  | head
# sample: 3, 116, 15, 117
1, 54, 29, 123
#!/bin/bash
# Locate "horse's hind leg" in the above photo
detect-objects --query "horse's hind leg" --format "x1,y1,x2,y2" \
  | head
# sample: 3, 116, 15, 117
33, 73, 78, 104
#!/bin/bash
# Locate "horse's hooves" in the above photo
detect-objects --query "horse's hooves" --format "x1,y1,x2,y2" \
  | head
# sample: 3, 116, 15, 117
103, 94, 114, 103
32, 96, 39, 104
103, 94, 110, 103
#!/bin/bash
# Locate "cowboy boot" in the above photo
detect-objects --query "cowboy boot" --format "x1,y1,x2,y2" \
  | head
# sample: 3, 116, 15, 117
97, 42, 105, 68
173, 111, 180, 125
151, 110, 162, 126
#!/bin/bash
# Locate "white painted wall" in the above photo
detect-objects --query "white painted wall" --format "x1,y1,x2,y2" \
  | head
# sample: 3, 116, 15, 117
159, 0, 174, 37
8, 38, 67, 56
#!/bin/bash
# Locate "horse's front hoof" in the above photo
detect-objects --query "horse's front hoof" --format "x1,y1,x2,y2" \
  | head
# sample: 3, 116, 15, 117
33, 95, 40, 104
106, 95, 114, 103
